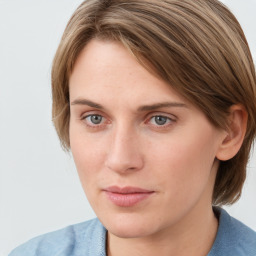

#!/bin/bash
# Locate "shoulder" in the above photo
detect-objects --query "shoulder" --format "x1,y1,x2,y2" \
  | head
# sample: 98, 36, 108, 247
209, 207, 256, 256
9, 218, 107, 256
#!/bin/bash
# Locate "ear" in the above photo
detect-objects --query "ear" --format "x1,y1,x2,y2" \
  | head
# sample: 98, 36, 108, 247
216, 104, 248, 161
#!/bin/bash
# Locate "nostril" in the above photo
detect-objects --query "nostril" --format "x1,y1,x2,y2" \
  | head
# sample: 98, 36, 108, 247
105, 152, 144, 173
105, 130, 144, 173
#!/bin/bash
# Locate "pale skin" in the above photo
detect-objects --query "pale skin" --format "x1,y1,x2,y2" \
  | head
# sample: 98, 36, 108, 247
69, 39, 247, 256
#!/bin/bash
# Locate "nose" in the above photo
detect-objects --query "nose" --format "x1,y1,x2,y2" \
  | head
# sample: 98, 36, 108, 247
105, 126, 144, 174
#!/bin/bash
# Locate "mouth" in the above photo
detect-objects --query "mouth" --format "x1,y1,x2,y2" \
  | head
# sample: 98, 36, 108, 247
103, 186, 155, 207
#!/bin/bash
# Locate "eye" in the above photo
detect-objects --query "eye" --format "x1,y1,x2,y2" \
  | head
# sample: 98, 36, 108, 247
84, 114, 104, 125
153, 116, 169, 125
149, 115, 174, 126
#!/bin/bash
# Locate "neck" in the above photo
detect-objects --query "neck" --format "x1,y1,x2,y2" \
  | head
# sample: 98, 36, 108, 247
107, 205, 218, 256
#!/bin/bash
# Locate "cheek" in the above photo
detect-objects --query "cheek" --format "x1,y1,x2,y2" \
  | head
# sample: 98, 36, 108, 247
70, 135, 107, 211
70, 127, 107, 188
150, 129, 218, 195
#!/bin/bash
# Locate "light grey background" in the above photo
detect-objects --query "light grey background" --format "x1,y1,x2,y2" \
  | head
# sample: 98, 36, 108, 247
0, 0, 255, 255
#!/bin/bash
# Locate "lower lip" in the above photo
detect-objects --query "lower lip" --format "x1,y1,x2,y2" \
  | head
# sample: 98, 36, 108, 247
104, 191, 154, 207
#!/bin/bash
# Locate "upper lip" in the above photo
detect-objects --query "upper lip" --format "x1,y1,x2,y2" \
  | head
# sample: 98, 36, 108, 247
103, 186, 154, 194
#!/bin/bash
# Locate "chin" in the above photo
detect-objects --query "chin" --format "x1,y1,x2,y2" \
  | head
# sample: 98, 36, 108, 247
100, 211, 162, 239
108, 223, 152, 239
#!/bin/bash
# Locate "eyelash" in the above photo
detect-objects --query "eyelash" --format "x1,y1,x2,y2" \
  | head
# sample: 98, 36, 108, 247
81, 113, 176, 130
82, 114, 109, 129
146, 115, 175, 128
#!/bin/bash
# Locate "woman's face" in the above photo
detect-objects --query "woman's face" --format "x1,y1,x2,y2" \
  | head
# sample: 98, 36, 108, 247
69, 39, 226, 238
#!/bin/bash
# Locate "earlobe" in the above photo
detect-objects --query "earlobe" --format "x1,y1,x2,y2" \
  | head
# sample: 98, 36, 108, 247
216, 104, 248, 161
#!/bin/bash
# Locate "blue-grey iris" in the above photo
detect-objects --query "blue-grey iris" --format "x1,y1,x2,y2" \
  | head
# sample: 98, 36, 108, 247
90, 115, 102, 124
155, 116, 168, 125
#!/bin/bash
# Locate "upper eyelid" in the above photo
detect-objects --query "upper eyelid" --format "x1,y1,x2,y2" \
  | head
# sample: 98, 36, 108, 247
79, 114, 176, 132
145, 112, 177, 125
82, 114, 108, 129
82, 113, 102, 118
79, 110, 177, 121
150, 115, 173, 120
147, 116, 174, 124
83, 114, 103, 119
146, 111, 177, 120
83, 114, 106, 123
81, 110, 106, 119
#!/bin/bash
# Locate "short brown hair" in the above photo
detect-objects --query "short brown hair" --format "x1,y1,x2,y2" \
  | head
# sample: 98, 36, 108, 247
51, 0, 256, 205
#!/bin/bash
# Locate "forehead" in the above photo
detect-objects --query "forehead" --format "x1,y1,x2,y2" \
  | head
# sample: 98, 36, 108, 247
70, 39, 153, 88
69, 39, 189, 107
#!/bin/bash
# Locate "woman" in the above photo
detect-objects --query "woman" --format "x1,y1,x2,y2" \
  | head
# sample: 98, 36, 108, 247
10, 0, 256, 255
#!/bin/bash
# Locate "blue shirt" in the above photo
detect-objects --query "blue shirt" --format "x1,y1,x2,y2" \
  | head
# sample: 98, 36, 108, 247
9, 208, 256, 256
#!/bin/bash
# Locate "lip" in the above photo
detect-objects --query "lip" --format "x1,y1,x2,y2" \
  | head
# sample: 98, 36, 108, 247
103, 186, 154, 207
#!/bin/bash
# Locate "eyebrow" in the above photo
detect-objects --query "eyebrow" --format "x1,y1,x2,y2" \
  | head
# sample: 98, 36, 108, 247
71, 99, 103, 109
137, 102, 187, 111
70, 98, 187, 111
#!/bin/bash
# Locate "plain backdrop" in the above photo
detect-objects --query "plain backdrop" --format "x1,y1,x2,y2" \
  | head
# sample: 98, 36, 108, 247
0, 0, 256, 255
